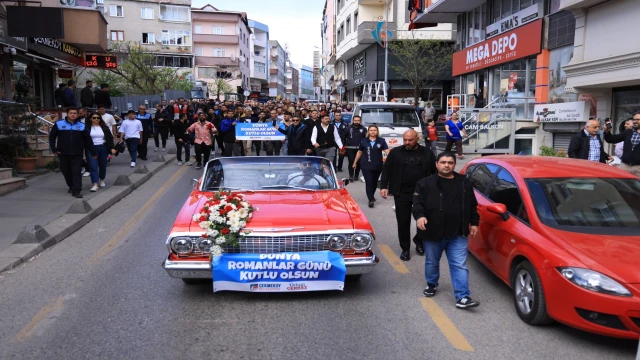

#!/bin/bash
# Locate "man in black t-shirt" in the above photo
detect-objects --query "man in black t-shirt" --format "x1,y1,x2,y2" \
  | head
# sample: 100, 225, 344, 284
380, 129, 436, 261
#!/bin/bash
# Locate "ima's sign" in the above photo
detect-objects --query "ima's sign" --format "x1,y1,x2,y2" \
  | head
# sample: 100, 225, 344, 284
452, 20, 542, 77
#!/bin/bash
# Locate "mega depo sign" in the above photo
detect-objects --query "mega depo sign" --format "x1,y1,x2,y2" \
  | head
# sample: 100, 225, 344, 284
452, 20, 542, 77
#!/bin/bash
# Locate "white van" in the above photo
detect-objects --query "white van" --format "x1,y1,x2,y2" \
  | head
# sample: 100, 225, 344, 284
352, 102, 423, 149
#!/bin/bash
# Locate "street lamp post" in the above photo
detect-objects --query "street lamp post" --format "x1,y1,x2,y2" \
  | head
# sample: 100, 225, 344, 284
384, 0, 389, 88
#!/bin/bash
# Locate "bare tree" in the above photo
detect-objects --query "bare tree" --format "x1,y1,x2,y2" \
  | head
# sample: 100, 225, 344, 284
388, 32, 454, 105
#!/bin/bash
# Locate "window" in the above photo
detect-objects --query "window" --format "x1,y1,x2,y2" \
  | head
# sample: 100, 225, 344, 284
487, 169, 526, 219
212, 26, 224, 35
255, 61, 266, 74
340, 23, 344, 42
213, 48, 226, 57
160, 5, 190, 22
346, 16, 351, 35
155, 56, 193, 68
161, 30, 192, 46
354, 12, 358, 31
142, 32, 155, 44
140, 7, 153, 19
195, 47, 203, 56
198, 67, 218, 78
337, 29, 341, 45
110, 30, 124, 41
194, 25, 202, 34
109, 5, 123, 17
469, 163, 499, 193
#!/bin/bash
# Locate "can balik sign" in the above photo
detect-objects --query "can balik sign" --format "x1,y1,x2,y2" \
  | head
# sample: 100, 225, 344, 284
191, 190, 256, 258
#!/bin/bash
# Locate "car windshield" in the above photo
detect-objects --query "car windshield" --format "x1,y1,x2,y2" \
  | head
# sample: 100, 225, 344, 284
202, 157, 338, 191
359, 108, 420, 128
526, 178, 640, 235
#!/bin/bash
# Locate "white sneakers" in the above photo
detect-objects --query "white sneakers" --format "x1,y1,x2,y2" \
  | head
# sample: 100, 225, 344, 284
360, 175, 366, 183
162, 148, 166, 152
154, 148, 159, 152
90, 184, 98, 192
83, 171, 90, 177
177, 161, 183, 165
184, 162, 193, 166
130, 162, 136, 167
99, 180, 106, 187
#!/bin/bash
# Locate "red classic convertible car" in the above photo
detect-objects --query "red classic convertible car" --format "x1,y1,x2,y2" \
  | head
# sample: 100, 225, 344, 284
462, 156, 640, 339
162, 156, 379, 286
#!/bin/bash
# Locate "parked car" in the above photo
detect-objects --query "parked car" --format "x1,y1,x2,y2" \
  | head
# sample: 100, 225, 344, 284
461, 156, 640, 339
163, 156, 379, 287
353, 102, 423, 149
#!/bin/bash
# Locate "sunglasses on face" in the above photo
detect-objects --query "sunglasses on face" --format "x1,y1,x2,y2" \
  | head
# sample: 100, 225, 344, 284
91, 116, 101, 119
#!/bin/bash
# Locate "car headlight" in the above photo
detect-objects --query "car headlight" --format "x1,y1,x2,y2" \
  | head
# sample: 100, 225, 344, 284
558, 267, 631, 297
198, 238, 213, 253
351, 233, 373, 251
171, 237, 193, 255
327, 235, 347, 250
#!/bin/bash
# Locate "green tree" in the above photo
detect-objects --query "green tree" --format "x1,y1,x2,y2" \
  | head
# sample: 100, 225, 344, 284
103, 42, 193, 95
210, 78, 234, 100
89, 70, 128, 96
388, 34, 454, 105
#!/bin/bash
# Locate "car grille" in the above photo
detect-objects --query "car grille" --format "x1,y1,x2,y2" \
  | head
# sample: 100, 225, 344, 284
190, 235, 329, 254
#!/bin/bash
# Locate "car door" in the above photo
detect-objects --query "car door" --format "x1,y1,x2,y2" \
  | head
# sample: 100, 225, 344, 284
483, 168, 531, 282
466, 163, 500, 267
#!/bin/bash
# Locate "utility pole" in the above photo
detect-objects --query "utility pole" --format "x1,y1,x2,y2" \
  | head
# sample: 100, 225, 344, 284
384, 0, 389, 89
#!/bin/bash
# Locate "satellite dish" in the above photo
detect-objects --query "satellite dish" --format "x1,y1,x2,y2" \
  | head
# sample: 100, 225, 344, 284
230, 53, 236, 61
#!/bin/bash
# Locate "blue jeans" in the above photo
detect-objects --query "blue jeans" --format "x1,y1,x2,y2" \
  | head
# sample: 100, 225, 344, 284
87, 144, 108, 183
423, 236, 470, 301
125, 138, 139, 163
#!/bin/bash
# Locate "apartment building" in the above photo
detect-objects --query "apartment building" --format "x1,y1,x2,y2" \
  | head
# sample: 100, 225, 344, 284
192, 4, 251, 94
269, 40, 287, 99
104, 0, 194, 69
320, 0, 336, 101
248, 20, 270, 100
298, 64, 316, 100
333, 0, 455, 103
285, 59, 300, 101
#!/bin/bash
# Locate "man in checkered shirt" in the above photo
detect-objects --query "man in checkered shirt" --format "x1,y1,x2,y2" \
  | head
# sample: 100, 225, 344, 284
605, 113, 640, 177
568, 120, 610, 163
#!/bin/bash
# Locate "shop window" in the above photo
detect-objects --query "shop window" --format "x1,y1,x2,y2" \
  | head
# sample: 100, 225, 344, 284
492, 58, 536, 118
614, 88, 640, 132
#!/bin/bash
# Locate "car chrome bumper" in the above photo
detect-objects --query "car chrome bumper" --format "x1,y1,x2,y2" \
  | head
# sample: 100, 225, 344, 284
162, 253, 379, 279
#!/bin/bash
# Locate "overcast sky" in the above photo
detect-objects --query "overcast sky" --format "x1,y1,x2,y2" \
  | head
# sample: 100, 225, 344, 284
192, 0, 325, 66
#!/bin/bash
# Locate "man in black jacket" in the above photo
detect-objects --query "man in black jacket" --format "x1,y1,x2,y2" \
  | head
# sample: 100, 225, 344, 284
153, 103, 170, 151
604, 113, 640, 176
94, 84, 112, 109
49, 107, 96, 198
331, 111, 348, 171
412, 152, 480, 309
54, 83, 66, 107
380, 129, 436, 261
275, 115, 308, 155
344, 115, 366, 181
568, 120, 610, 163
80, 80, 94, 108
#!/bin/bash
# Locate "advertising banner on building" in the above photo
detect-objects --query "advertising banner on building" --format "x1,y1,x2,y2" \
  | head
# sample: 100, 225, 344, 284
486, 3, 543, 39
452, 20, 542, 77
212, 251, 346, 292
534, 101, 590, 122
235, 122, 285, 140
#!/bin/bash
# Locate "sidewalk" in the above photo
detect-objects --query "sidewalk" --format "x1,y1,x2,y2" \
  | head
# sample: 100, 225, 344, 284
0, 141, 178, 272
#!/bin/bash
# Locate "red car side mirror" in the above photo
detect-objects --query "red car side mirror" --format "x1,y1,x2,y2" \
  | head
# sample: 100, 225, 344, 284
486, 203, 510, 221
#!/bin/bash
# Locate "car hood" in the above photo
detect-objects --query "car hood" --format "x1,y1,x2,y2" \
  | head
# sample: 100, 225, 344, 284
546, 228, 640, 284
189, 191, 355, 233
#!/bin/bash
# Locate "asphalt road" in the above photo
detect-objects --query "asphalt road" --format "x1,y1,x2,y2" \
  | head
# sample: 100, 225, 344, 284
0, 162, 637, 360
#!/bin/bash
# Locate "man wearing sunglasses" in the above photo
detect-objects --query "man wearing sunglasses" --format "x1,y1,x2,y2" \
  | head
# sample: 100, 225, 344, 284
274, 115, 308, 155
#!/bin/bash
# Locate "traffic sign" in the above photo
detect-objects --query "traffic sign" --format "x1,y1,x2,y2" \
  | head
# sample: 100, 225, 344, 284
243, 90, 250, 96
337, 86, 345, 94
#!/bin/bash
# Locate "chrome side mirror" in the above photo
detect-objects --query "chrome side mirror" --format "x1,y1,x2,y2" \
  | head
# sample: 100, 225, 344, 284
341, 178, 350, 187
190, 179, 199, 189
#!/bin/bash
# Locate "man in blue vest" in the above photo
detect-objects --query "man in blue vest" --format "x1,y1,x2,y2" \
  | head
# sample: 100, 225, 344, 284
49, 107, 96, 198
135, 105, 153, 160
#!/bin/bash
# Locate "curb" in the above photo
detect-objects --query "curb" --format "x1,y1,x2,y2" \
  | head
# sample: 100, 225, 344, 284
0, 155, 177, 273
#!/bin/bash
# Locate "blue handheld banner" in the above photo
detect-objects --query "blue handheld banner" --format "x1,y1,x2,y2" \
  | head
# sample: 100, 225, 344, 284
235, 123, 285, 141
341, 113, 353, 124
212, 251, 346, 292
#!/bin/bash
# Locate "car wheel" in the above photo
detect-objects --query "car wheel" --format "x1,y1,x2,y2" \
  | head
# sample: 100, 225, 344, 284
511, 261, 553, 325
182, 278, 209, 285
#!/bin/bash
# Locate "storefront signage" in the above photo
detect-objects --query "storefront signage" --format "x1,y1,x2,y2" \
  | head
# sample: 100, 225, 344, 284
534, 101, 590, 122
0, 5, 27, 50
354, 78, 363, 85
85, 55, 117, 69
32, 37, 83, 58
353, 55, 365, 76
486, 3, 542, 39
452, 20, 542, 77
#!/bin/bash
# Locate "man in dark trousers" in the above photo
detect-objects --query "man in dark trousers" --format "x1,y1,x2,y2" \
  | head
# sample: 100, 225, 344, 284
135, 105, 153, 160
568, 119, 611, 163
54, 83, 66, 107
412, 152, 480, 309
344, 115, 366, 182
49, 107, 96, 198
63, 80, 77, 107
331, 110, 348, 171
80, 80, 95, 108
380, 129, 436, 261
153, 103, 170, 152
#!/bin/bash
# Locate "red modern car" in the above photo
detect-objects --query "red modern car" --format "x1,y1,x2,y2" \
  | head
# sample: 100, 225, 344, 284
461, 156, 640, 339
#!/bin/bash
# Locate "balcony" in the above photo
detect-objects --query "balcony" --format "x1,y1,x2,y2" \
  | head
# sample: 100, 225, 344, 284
357, 21, 397, 44
195, 56, 239, 67
254, 39, 267, 48
193, 34, 239, 45
413, 0, 486, 23
270, 68, 278, 75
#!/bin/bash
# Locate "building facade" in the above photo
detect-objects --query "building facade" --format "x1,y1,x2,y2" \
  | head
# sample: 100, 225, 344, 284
298, 64, 316, 100
285, 59, 299, 101
269, 40, 286, 99
192, 4, 251, 95
320, 0, 336, 101
105, 0, 194, 70
248, 19, 269, 101
334, 0, 456, 104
